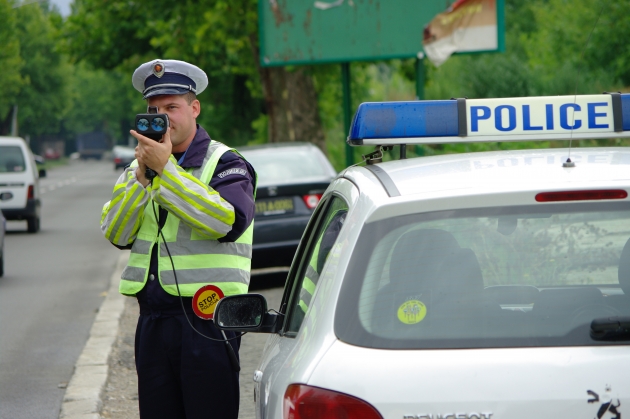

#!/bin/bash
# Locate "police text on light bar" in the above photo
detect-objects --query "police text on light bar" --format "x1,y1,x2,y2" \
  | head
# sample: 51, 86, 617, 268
348, 93, 630, 146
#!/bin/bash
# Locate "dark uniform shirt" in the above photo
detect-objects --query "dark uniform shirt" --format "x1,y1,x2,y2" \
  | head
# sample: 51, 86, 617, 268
136, 125, 255, 314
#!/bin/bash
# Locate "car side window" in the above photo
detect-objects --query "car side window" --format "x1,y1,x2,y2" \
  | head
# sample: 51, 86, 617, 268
285, 196, 348, 334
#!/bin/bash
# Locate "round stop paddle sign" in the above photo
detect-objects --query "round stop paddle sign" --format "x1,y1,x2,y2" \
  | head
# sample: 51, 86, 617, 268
192, 285, 225, 320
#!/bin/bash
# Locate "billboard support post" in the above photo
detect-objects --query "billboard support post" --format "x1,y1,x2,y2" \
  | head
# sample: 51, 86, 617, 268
415, 53, 425, 101
415, 53, 425, 156
342, 62, 353, 167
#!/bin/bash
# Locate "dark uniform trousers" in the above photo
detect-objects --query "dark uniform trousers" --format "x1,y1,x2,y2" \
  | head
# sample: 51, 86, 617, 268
135, 307, 241, 419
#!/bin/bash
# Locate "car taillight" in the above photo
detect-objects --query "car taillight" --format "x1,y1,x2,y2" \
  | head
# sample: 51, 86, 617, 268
284, 384, 383, 419
535, 189, 627, 202
27, 185, 34, 199
302, 194, 322, 209
114, 157, 122, 164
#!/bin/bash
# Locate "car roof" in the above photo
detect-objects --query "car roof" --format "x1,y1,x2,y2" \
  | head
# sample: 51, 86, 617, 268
237, 141, 320, 152
0, 136, 28, 147
343, 147, 630, 199
238, 141, 337, 186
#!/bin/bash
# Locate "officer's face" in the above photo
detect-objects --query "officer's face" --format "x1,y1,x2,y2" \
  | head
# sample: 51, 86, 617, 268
147, 94, 200, 152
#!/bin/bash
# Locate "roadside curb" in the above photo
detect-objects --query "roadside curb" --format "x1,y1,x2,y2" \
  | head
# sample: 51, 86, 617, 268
59, 252, 129, 419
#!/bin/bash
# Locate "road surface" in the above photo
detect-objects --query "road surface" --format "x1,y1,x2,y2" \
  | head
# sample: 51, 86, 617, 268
1, 159, 122, 418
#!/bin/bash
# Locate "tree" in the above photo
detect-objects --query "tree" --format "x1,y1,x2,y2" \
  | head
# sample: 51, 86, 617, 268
0, 0, 25, 135
63, 64, 137, 146
523, 0, 621, 95
12, 1, 71, 149
578, 1, 630, 87
63, 0, 326, 151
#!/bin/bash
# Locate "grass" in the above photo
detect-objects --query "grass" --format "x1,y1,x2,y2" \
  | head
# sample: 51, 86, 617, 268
37, 157, 70, 171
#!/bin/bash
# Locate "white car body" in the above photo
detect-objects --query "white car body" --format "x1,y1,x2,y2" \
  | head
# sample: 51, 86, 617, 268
251, 148, 630, 419
216, 94, 630, 419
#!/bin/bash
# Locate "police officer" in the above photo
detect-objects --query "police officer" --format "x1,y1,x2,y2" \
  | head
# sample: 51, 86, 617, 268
101, 59, 256, 419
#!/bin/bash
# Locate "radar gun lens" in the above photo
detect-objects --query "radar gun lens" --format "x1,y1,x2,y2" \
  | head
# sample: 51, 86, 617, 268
151, 117, 166, 132
137, 118, 149, 131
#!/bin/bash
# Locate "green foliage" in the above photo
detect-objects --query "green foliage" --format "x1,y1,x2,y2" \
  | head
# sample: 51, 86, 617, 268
522, 0, 622, 95
14, 2, 71, 138
249, 114, 268, 145
541, 1, 623, 92
312, 64, 346, 170
586, 1, 630, 86
315, 60, 422, 170
63, 64, 137, 144
0, 0, 25, 124
63, 0, 263, 146
62, 0, 153, 70
0, 1, 138, 154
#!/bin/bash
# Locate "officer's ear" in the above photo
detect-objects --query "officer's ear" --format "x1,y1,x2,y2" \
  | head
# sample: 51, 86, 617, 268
191, 99, 201, 119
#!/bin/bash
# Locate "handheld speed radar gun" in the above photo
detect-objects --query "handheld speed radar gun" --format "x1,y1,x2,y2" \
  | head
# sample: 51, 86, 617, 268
134, 107, 169, 180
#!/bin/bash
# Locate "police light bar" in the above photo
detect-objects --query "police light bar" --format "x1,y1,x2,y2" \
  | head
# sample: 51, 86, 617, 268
348, 93, 630, 146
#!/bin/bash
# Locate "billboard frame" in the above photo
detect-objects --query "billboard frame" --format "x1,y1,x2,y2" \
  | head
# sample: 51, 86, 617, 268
258, 0, 505, 68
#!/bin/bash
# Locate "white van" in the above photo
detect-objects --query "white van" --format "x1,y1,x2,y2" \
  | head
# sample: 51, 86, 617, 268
0, 136, 44, 233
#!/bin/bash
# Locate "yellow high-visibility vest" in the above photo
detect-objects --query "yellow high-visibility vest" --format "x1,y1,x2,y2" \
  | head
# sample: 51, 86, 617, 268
119, 141, 255, 297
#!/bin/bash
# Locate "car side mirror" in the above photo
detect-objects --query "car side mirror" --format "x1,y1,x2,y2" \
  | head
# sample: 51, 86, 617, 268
39, 168, 47, 178
214, 294, 284, 334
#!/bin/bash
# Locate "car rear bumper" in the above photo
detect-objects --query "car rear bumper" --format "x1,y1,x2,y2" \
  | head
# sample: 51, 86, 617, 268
1, 198, 40, 220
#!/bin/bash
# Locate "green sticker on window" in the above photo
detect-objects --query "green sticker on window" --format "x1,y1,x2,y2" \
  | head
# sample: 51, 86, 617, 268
397, 300, 427, 325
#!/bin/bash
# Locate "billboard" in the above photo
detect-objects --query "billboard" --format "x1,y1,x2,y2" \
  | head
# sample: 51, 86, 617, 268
259, 0, 504, 67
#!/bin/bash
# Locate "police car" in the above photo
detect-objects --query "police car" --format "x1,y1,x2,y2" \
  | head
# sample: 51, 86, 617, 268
216, 93, 630, 419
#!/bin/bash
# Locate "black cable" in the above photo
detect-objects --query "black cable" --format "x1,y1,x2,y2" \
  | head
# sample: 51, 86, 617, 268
150, 199, 242, 372
150, 200, 245, 344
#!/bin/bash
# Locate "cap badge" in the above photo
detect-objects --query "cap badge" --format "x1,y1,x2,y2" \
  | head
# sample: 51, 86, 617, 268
152, 62, 165, 78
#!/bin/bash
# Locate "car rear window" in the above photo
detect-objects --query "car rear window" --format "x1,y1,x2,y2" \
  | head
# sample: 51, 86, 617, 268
0, 146, 26, 173
241, 148, 333, 184
336, 202, 630, 349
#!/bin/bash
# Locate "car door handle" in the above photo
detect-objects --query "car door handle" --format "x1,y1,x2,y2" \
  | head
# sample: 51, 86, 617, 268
253, 370, 263, 383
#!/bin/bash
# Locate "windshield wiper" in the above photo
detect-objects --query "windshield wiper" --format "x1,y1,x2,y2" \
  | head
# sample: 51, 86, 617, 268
590, 316, 630, 341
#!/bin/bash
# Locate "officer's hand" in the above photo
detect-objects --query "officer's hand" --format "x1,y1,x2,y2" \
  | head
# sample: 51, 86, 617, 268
130, 128, 172, 178
134, 160, 150, 188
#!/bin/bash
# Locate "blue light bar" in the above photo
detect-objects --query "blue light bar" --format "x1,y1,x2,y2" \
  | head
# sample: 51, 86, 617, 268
348, 93, 630, 146
349, 100, 461, 140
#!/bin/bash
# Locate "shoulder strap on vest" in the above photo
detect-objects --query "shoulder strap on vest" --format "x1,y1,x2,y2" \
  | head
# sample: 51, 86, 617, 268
199, 141, 233, 184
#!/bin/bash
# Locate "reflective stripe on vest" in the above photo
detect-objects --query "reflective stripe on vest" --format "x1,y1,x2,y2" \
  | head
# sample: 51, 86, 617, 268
298, 209, 347, 313
298, 244, 321, 314
119, 141, 255, 297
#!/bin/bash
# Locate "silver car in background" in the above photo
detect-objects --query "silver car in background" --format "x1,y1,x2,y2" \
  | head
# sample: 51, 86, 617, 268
112, 145, 136, 170
238, 142, 337, 272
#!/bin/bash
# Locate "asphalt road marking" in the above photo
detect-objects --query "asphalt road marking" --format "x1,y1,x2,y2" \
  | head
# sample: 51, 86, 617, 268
41, 177, 78, 194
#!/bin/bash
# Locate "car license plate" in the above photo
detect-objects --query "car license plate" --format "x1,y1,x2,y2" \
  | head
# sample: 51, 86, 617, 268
256, 198, 294, 215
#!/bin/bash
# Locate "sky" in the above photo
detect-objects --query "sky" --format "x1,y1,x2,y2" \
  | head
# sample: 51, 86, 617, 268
49, 0, 71, 16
